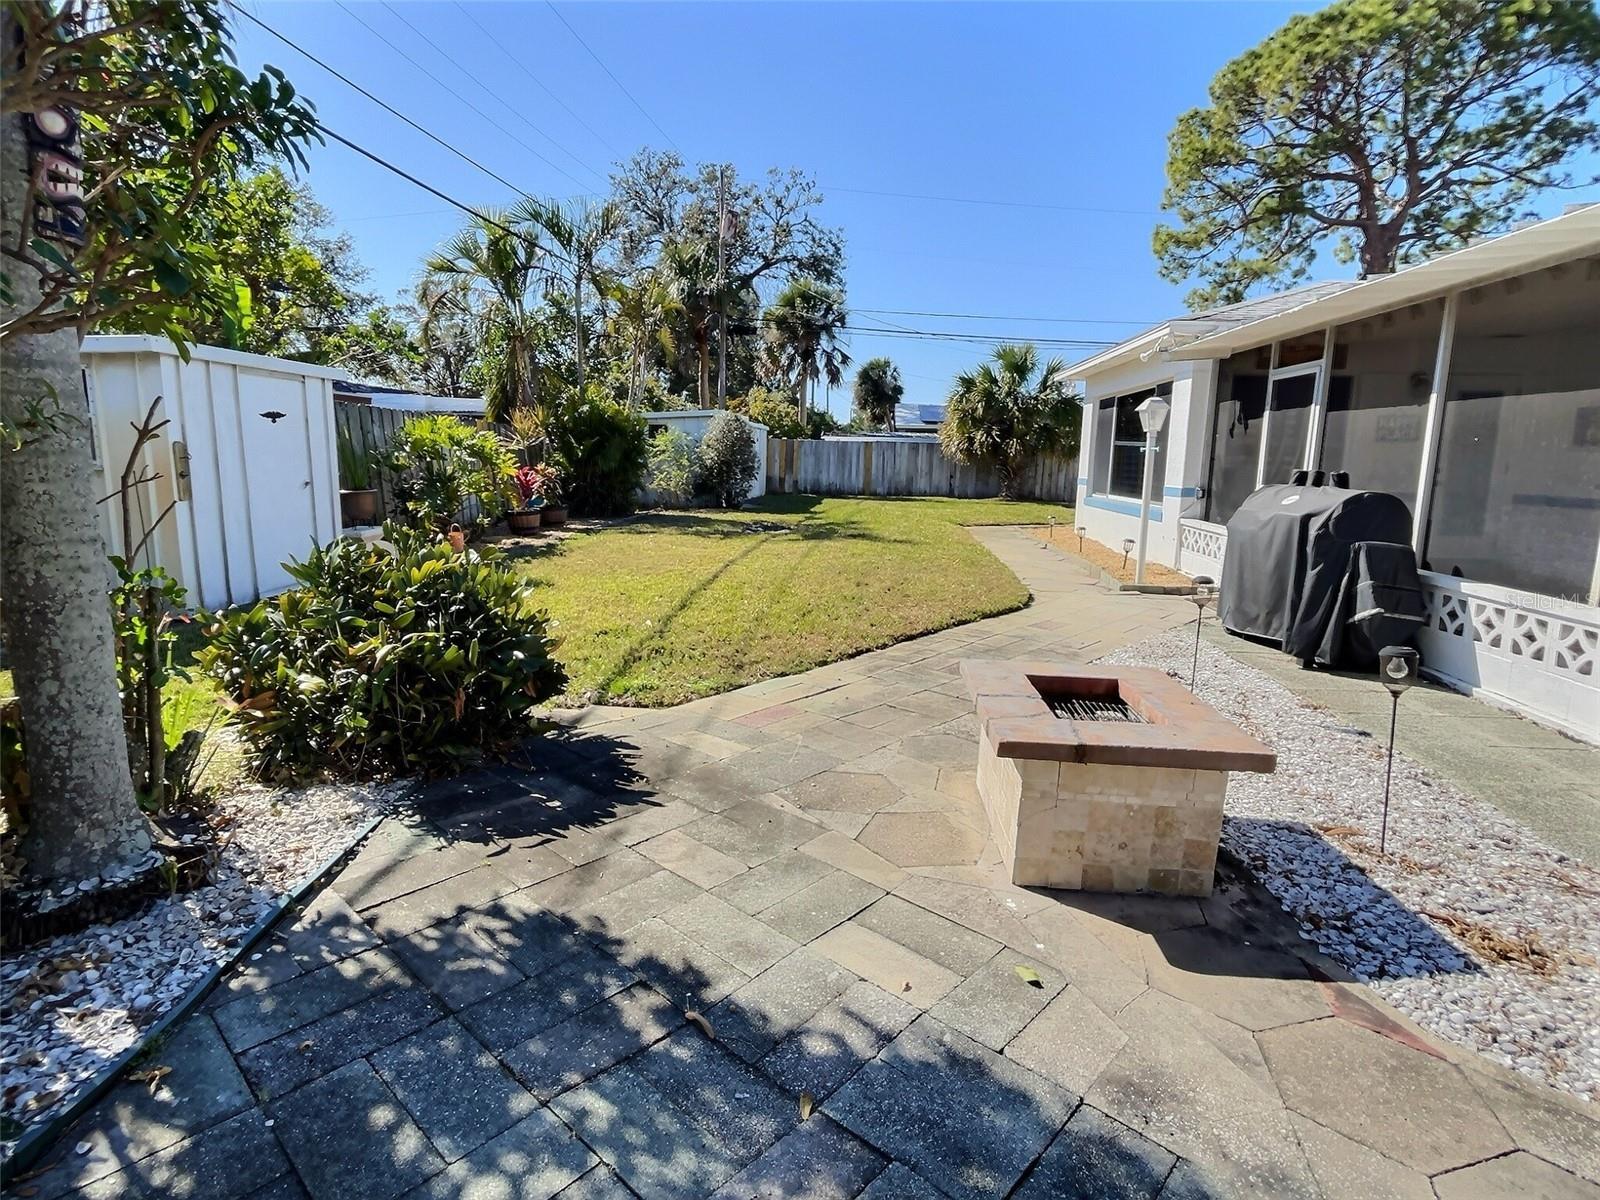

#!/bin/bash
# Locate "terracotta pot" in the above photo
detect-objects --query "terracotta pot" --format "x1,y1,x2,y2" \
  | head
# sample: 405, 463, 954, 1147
541, 505, 568, 527
446, 524, 466, 553
507, 508, 543, 533
340, 488, 379, 526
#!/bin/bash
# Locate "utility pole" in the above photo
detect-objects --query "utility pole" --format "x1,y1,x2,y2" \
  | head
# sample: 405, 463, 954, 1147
715, 165, 729, 408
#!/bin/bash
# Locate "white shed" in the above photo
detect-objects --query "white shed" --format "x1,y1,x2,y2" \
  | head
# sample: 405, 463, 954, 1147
82, 336, 344, 610
642, 409, 768, 502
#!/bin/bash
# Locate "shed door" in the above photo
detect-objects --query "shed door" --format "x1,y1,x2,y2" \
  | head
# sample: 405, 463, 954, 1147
238, 373, 317, 596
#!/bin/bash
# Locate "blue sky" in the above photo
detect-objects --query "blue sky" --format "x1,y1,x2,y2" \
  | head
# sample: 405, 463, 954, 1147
233, 1, 1600, 417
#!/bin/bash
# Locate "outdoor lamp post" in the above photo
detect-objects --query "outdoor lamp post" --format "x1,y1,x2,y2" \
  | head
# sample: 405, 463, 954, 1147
1376, 645, 1420, 853
1133, 395, 1170, 585
1187, 575, 1217, 689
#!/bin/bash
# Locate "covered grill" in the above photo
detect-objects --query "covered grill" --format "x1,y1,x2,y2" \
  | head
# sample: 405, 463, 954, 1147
1218, 479, 1414, 664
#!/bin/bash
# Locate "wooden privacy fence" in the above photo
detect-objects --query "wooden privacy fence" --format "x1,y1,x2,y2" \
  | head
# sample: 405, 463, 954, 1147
334, 400, 502, 526
766, 437, 1076, 502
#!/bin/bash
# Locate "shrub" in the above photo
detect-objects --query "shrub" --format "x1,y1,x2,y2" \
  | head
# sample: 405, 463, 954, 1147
730, 388, 803, 439
695, 412, 760, 508
384, 414, 517, 532
201, 527, 565, 780
646, 428, 695, 506
544, 392, 648, 517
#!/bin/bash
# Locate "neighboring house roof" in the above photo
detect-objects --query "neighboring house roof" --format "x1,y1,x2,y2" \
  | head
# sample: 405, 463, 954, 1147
894, 402, 946, 428
335, 379, 486, 415
1067, 203, 1600, 378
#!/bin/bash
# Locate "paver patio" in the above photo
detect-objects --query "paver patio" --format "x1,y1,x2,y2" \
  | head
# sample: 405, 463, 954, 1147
13, 528, 1600, 1200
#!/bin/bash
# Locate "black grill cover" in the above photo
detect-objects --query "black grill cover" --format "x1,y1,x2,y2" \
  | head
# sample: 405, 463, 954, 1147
1218, 483, 1413, 656
1310, 541, 1426, 670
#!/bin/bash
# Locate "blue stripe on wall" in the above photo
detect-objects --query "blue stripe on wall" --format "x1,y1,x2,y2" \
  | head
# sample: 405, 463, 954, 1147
1083, 494, 1164, 519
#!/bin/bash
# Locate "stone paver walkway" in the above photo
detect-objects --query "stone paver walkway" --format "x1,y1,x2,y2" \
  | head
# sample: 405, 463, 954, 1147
14, 528, 1600, 1200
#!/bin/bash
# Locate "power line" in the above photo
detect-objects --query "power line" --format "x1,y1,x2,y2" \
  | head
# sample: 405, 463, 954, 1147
544, 1, 680, 153
824, 184, 1158, 217
334, 0, 592, 192
856, 307, 1151, 326
378, 1, 606, 186
453, 1, 625, 160
314, 123, 576, 270
230, 3, 546, 208
842, 324, 1114, 347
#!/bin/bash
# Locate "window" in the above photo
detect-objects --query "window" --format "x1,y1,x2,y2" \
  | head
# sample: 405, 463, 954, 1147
1204, 350, 1268, 523
1091, 384, 1170, 500
1423, 262, 1600, 600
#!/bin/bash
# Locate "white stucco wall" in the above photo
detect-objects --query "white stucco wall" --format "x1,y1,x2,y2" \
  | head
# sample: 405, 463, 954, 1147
1074, 358, 1215, 571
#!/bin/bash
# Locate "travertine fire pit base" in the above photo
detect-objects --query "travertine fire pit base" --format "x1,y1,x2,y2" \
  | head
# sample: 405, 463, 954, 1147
963, 661, 1275, 897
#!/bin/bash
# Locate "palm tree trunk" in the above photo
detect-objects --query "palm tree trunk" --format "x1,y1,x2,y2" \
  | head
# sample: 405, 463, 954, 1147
1, 97, 152, 883
696, 326, 712, 408
573, 267, 586, 393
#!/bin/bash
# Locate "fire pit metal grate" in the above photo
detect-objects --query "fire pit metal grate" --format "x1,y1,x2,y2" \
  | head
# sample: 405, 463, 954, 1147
1045, 694, 1148, 723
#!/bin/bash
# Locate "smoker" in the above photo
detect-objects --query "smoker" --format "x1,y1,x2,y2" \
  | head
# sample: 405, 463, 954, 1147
1218, 478, 1415, 666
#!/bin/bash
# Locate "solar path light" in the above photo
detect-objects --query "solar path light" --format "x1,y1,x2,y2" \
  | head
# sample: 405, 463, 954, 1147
1121, 538, 1135, 574
1076, 525, 1086, 554
1376, 645, 1419, 854
1187, 576, 1217, 689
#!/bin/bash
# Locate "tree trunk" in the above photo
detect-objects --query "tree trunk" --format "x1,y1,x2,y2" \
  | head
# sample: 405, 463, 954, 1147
695, 326, 712, 408
997, 456, 1019, 500
573, 268, 586, 394
1, 102, 152, 882
1359, 226, 1401, 277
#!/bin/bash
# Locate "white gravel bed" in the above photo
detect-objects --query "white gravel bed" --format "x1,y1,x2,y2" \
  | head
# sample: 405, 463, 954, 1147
1106, 626, 1600, 1102
1, 778, 403, 1144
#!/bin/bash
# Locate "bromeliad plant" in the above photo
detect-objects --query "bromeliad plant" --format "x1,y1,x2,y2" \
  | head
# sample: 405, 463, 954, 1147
200, 526, 565, 780
514, 462, 562, 509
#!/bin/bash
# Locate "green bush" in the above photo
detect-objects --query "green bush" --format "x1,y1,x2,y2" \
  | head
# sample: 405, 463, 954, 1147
384, 414, 516, 532
645, 428, 695, 506
695, 412, 759, 508
730, 388, 803, 438
201, 527, 565, 780
545, 392, 648, 517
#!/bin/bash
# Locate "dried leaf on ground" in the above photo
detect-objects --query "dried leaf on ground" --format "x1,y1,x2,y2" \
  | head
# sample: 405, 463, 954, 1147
127, 1065, 171, 1095
684, 1010, 715, 1041
798, 1092, 815, 1120
1014, 965, 1043, 987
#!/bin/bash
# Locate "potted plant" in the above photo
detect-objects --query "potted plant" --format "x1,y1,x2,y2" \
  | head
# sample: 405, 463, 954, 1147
507, 464, 545, 533
337, 427, 380, 526
533, 462, 568, 526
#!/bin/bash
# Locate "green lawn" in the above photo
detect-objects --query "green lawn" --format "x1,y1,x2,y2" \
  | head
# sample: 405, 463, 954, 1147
2, 494, 1072, 744
517, 494, 1072, 706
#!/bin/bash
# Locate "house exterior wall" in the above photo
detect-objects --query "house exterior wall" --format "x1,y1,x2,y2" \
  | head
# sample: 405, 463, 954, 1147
82, 337, 343, 610
1075, 358, 1215, 566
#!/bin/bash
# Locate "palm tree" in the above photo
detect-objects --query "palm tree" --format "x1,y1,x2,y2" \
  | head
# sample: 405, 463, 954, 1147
606, 269, 683, 409
409, 271, 484, 398
852, 357, 903, 432
426, 212, 549, 421
514, 197, 622, 392
940, 344, 1079, 499
763, 278, 850, 426
662, 237, 743, 408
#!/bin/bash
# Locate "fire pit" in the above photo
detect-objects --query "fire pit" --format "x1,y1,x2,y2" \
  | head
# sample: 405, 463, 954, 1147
961, 661, 1275, 896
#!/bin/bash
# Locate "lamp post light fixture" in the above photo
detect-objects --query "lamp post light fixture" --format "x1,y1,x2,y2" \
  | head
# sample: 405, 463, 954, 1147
1133, 395, 1171, 585
1376, 645, 1420, 854
1187, 575, 1217, 689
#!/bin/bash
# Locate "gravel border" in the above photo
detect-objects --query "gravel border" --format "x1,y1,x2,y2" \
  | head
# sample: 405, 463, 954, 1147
1106, 626, 1600, 1102
1, 778, 405, 1153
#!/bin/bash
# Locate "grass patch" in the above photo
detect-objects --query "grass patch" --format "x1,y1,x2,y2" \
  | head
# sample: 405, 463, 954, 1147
517, 493, 1072, 706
